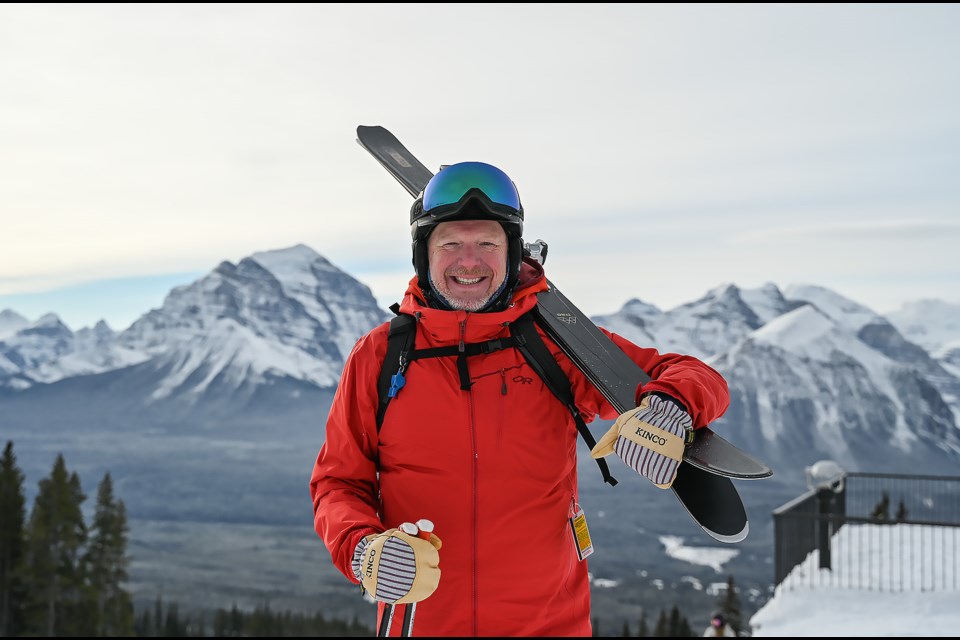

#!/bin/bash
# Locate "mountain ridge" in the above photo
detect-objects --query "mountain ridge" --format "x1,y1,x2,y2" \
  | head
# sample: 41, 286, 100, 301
2, 244, 958, 482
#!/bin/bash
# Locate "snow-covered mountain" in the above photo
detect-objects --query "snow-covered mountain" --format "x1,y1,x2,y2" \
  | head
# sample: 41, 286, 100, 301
595, 282, 805, 359
2, 251, 958, 479
115, 244, 387, 401
0, 309, 29, 340
0, 312, 115, 390
888, 299, 960, 378
595, 282, 960, 480
0, 244, 388, 411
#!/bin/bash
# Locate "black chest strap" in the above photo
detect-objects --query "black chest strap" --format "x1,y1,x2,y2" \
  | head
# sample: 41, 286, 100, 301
376, 304, 617, 486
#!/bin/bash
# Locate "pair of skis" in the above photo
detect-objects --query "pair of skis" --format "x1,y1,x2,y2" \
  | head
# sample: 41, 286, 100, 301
354, 125, 772, 545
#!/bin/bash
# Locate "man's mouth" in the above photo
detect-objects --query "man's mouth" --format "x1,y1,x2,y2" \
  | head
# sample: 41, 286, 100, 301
451, 276, 485, 285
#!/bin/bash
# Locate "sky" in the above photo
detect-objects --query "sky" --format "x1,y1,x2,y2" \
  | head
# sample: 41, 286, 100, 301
655, 522, 959, 637
1, 4, 959, 332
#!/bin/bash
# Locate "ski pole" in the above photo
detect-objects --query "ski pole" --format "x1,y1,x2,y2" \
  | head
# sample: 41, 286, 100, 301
377, 598, 395, 637
379, 521, 428, 637
398, 519, 434, 637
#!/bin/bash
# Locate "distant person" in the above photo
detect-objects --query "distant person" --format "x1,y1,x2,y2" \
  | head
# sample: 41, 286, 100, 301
310, 160, 730, 636
703, 611, 737, 637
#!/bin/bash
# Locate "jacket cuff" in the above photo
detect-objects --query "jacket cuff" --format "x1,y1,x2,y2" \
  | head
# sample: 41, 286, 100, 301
347, 528, 380, 583
638, 388, 689, 414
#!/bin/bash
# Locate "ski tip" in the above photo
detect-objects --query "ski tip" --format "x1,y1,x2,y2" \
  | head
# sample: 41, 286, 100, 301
672, 465, 750, 544
685, 428, 774, 479
703, 521, 749, 544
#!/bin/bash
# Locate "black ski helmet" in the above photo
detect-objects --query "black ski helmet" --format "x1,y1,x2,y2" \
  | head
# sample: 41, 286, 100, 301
410, 161, 525, 312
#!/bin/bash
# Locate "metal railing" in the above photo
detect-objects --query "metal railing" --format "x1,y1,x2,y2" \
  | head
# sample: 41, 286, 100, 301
773, 472, 960, 592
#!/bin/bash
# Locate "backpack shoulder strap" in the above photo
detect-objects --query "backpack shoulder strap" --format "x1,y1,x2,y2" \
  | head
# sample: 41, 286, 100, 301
510, 311, 618, 487
375, 303, 528, 431
376, 304, 417, 432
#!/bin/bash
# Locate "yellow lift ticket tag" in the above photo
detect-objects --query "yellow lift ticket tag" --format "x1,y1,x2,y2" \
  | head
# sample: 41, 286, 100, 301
569, 507, 594, 560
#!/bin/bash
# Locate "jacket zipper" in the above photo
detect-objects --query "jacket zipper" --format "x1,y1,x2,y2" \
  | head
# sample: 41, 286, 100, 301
497, 368, 506, 451
461, 316, 479, 636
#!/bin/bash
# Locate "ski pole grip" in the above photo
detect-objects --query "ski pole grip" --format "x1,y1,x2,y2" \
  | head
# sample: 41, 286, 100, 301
414, 518, 434, 540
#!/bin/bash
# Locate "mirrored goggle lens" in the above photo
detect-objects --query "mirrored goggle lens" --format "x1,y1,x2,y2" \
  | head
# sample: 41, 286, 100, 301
422, 162, 521, 212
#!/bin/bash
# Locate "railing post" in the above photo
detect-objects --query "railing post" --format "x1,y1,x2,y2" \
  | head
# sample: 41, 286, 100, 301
807, 460, 845, 572
773, 512, 785, 586
817, 487, 833, 570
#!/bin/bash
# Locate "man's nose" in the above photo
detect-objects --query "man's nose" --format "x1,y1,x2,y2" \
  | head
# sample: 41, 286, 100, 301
454, 244, 484, 266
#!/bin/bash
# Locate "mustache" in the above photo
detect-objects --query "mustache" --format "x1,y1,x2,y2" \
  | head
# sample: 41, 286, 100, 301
446, 269, 491, 277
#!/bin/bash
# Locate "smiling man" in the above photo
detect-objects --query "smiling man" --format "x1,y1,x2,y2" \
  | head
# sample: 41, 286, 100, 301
427, 219, 508, 311
309, 161, 730, 636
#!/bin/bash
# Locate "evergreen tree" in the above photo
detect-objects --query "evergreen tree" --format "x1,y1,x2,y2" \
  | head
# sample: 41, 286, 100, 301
653, 608, 668, 637
250, 602, 280, 637
155, 594, 164, 637
135, 606, 152, 637
163, 600, 186, 637
677, 612, 694, 637
716, 574, 745, 636
21, 454, 88, 636
213, 606, 227, 636
230, 602, 243, 636
895, 498, 908, 522
637, 609, 649, 637
621, 619, 630, 636
82, 472, 134, 636
871, 491, 891, 521
0, 441, 27, 637
667, 605, 683, 637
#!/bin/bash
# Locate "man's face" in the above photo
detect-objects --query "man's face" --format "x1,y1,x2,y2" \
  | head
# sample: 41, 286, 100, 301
428, 219, 508, 311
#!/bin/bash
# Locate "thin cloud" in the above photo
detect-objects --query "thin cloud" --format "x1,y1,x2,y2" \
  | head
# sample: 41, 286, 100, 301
732, 219, 960, 244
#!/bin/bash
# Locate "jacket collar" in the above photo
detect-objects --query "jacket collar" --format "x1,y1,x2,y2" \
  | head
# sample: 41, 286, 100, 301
398, 258, 547, 343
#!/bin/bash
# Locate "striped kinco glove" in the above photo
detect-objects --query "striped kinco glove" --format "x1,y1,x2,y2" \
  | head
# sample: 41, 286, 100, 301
351, 525, 442, 605
590, 393, 693, 489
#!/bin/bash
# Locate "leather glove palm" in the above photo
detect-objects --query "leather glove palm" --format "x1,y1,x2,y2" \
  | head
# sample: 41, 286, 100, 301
351, 527, 442, 605
591, 393, 692, 489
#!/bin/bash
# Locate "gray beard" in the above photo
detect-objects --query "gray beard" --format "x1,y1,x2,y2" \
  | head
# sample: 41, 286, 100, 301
428, 275, 496, 312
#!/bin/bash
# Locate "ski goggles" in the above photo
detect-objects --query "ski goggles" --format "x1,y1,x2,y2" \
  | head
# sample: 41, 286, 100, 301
420, 161, 522, 220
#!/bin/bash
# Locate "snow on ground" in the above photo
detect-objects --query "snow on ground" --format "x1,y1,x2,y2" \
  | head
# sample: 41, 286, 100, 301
751, 522, 959, 636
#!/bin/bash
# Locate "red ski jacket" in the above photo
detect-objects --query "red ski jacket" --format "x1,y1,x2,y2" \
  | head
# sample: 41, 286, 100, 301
309, 261, 729, 636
